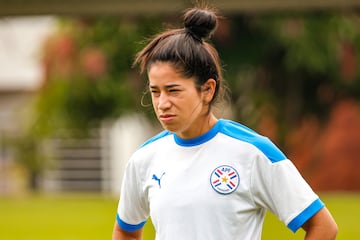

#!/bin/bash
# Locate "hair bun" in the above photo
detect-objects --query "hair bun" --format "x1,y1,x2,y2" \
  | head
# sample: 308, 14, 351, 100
184, 8, 218, 40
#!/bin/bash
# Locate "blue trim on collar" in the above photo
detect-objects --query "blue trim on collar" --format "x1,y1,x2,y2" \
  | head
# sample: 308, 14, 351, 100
173, 120, 223, 146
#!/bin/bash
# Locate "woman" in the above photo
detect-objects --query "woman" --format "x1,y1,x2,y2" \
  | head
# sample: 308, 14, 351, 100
112, 6, 338, 240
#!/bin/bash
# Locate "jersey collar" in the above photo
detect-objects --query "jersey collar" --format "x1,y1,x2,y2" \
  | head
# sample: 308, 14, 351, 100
173, 119, 223, 147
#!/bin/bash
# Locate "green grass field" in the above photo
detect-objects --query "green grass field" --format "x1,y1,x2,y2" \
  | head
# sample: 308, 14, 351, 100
0, 192, 358, 240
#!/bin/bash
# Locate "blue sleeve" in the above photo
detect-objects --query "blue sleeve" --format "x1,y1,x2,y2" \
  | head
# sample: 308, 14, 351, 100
287, 199, 325, 232
116, 213, 146, 232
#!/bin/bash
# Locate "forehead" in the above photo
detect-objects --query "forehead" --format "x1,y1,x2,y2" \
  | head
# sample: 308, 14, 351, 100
148, 62, 195, 87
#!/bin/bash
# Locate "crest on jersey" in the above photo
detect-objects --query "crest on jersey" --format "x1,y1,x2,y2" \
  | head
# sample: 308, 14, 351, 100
210, 165, 239, 194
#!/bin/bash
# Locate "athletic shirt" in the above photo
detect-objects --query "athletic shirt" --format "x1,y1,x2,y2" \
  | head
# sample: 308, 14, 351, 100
116, 119, 324, 240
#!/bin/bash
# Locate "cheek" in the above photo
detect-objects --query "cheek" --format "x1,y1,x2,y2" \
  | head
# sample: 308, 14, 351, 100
182, 97, 203, 115
151, 96, 156, 105
152, 101, 159, 112
187, 94, 202, 107
150, 97, 158, 111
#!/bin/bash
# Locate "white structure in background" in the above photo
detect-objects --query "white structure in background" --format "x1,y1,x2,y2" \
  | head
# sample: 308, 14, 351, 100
0, 16, 156, 195
103, 115, 155, 195
0, 17, 56, 134
43, 114, 155, 195
0, 16, 55, 90
0, 16, 56, 194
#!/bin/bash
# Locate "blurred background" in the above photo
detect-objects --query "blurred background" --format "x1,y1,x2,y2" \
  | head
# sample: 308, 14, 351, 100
0, 0, 359, 239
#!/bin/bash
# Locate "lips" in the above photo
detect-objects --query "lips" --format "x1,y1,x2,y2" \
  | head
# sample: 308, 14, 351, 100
159, 114, 176, 122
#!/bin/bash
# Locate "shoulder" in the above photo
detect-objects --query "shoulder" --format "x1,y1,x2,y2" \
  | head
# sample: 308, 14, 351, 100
139, 130, 173, 148
218, 119, 286, 163
127, 130, 173, 169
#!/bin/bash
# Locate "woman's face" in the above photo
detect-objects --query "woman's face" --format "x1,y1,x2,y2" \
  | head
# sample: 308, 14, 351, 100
148, 62, 211, 139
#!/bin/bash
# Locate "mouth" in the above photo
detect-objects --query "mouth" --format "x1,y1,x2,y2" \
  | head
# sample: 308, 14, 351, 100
159, 114, 176, 123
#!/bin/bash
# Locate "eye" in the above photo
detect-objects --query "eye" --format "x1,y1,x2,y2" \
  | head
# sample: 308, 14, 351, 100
168, 88, 182, 94
150, 89, 160, 96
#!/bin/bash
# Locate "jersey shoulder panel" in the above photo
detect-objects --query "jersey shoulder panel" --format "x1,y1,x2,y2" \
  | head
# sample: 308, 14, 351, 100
219, 119, 286, 163
128, 130, 173, 166
139, 130, 173, 148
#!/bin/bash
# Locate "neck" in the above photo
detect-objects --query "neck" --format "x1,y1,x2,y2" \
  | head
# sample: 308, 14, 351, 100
178, 113, 218, 139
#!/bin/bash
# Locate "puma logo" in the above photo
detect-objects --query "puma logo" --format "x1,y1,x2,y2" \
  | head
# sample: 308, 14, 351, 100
152, 172, 165, 188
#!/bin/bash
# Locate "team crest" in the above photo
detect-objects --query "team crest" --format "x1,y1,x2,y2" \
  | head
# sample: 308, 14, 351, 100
210, 165, 239, 194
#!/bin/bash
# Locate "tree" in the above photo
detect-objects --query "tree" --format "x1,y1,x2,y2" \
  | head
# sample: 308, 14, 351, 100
215, 12, 360, 146
11, 11, 360, 191
11, 16, 162, 190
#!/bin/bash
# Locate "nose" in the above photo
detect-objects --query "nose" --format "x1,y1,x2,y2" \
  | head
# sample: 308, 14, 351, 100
157, 92, 171, 110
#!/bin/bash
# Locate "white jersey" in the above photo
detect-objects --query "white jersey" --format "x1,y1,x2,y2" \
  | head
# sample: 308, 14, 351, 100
116, 119, 324, 240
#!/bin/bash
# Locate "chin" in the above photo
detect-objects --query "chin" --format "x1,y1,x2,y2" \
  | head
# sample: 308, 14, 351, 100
161, 123, 180, 133
162, 126, 178, 133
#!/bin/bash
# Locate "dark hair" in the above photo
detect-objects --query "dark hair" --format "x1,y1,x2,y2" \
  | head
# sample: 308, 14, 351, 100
133, 6, 223, 106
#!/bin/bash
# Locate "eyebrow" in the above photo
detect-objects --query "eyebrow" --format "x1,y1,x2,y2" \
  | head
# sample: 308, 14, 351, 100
149, 84, 181, 89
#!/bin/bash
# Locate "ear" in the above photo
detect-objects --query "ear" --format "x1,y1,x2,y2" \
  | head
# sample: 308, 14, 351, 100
201, 78, 217, 103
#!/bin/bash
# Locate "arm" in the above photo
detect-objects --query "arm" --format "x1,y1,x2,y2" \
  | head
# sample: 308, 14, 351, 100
112, 221, 143, 240
302, 207, 338, 240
